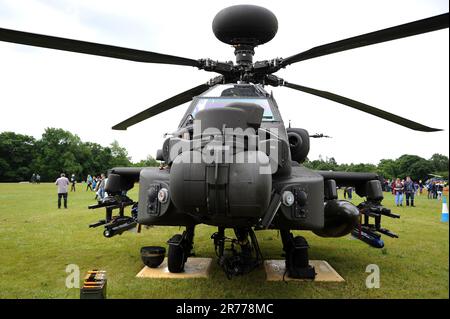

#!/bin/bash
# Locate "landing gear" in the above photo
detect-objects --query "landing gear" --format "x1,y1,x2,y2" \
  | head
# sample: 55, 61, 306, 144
280, 230, 316, 279
211, 227, 263, 279
167, 225, 195, 273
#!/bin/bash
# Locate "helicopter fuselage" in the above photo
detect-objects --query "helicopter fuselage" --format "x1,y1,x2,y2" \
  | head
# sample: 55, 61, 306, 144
107, 84, 384, 236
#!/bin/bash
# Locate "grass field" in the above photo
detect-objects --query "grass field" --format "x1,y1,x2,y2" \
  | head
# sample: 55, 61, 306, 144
0, 183, 448, 299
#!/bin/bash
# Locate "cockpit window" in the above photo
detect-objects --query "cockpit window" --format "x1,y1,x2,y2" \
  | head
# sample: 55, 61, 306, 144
192, 97, 275, 121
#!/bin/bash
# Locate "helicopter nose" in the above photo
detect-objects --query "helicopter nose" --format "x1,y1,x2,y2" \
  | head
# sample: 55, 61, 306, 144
169, 149, 272, 221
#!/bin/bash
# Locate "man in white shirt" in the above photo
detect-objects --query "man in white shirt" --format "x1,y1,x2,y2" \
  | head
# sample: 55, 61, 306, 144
55, 173, 70, 209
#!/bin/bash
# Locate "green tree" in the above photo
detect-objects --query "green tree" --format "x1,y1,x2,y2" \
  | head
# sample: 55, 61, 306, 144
347, 163, 378, 173
304, 157, 339, 171
0, 132, 36, 182
377, 159, 399, 179
396, 154, 433, 181
34, 128, 83, 181
408, 159, 435, 181
109, 140, 132, 167
134, 155, 159, 167
429, 153, 449, 173
80, 142, 113, 177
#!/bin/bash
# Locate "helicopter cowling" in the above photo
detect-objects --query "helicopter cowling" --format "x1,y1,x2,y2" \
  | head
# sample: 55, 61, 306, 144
170, 149, 272, 227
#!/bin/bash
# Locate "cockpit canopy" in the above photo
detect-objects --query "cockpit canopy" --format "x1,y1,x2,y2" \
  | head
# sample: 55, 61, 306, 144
181, 84, 277, 127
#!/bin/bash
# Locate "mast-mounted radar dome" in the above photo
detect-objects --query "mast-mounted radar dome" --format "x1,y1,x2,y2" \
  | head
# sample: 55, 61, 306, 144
212, 5, 278, 46
212, 5, 278, 65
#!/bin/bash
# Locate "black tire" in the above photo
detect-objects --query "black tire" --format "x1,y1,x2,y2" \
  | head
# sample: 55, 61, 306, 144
292, 236, 309, 268
168, 234, 185, 273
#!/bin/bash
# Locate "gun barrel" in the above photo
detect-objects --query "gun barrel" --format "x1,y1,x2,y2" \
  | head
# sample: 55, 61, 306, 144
103, 219, 137, 238
89, 220, 106, 228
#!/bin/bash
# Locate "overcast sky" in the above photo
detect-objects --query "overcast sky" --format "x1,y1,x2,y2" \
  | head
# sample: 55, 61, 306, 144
0, 0, 448, 164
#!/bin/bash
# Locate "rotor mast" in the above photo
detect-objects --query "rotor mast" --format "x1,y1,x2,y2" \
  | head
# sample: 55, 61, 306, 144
234, 44, 255, 66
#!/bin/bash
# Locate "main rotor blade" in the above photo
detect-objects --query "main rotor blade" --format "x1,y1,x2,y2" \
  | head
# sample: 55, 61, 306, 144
282, 12, 449, 66
112, 83, 210, 130
0, 27, 200, 67
282, 81, 442, 132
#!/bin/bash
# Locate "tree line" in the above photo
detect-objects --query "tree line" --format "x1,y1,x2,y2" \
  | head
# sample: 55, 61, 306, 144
0, 128, 158, 182
0, 128, 448, 182
303, 154, 448, 181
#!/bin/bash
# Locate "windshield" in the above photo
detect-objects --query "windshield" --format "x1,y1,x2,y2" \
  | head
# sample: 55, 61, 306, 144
192, 97, 275, 121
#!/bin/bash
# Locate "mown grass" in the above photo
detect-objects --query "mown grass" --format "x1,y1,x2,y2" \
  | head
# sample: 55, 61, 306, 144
0, 183, 448, 299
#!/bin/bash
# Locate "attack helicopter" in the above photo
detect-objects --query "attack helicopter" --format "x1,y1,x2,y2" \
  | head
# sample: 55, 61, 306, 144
1, 5, 448, 279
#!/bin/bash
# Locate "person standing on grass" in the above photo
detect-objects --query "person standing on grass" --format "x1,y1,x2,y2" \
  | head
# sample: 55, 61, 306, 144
94, 175, 100, 200
404, 176, 415, 207
92, 176, 97, 191
437, 183, 443, 200
427, 182, 433, 199
94, 174, 106, 201
55, 173, 70, 209
70, 174, 76, 192
418, 180, 424, 195
86, 174, 93, 191
394, 178, 404, 207
431, 181, 437, 199
414, 181, 419, 196
98, 173, 106, 200
386, 179, 392, 192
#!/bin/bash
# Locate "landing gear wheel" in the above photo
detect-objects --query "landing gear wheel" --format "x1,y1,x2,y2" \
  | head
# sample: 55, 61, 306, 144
211, 227, 263, 278
168, 234, 186, 273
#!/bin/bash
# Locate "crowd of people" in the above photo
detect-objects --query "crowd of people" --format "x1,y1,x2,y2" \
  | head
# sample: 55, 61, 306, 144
52, 173, 108, 209
391, 176, 416, 207
382, 177, 447, 207
85, 174, 107, 200
426, 180, 445, 200
30, 173, 41, 184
